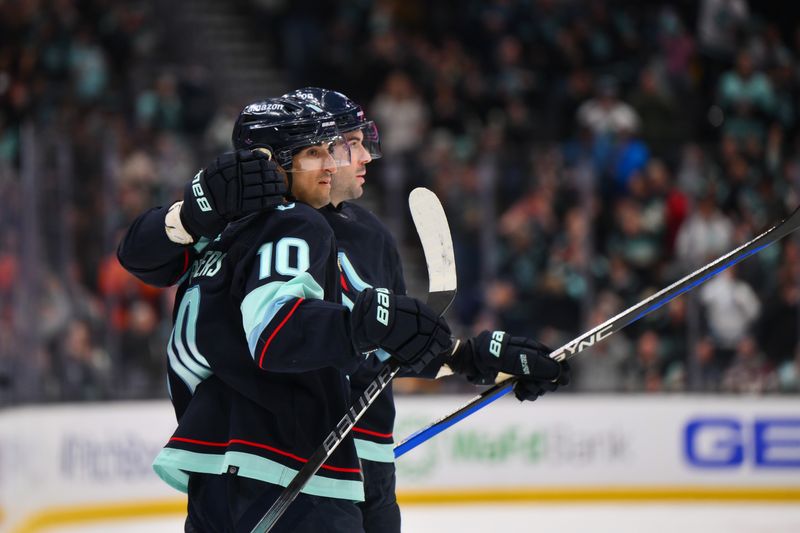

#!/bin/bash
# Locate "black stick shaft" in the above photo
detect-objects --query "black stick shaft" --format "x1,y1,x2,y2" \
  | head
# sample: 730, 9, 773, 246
252, 362, 401, 532
251, 293, 454, 533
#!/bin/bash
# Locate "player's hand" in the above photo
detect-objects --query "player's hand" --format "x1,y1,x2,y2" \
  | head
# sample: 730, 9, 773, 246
512, 362, 571, 402
180, 149, 287, 239
350, 288, 453, 373
450, 330, 568, 387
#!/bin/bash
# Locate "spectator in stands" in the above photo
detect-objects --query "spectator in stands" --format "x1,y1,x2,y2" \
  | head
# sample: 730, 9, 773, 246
52, 318, 110, 402
693, 335, 723, 392
68, 26, 109, 103
371, 71, 428, 158
630, 67, 684, 158
676, 187, 735, 268
572, 293, 633, 392
699, 267, 761, 369
645, 158, 689, 254
758, 245, 800, 368
721, 335, 772, 393
606, 197, 662, 281
576, 76, 641, 141
135, 72, 183, 132
775, 348, 800, 392
717, 49, 776, 142
697, 0, 750, 93
624, 330, 664, 392
119, 299, 165, 399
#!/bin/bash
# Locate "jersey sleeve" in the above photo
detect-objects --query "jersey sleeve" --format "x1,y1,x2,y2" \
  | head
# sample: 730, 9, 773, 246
117, 206, 198, 287
386, 232, 407, 296
236, 209, 357, 373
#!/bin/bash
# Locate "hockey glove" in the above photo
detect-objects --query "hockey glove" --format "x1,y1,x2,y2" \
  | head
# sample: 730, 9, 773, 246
512, 371, 569, 402
350, 288, 453, 373
180, 149, 287, 239
449, 330, 570, 399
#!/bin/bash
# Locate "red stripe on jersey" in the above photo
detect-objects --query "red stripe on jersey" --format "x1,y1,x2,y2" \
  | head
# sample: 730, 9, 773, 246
169, 436, 361, 474
170, 249, 191, 285
340, 272, 349, 291
257, 298, 304, 369
352, 426, 393, 439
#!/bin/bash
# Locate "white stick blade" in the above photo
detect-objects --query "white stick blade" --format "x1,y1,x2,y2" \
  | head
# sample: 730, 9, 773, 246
408, 187, 457, 295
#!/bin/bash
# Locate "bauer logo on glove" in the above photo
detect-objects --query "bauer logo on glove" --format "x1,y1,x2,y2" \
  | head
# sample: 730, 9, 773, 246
375, 288, 391, 326
350, 287, 452, 372
190, 170, 213, 212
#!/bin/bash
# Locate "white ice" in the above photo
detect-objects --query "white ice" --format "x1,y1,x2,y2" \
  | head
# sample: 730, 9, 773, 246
39, 503, 800, 533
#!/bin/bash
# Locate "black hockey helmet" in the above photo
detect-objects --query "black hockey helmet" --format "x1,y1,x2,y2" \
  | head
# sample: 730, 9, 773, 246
282, 87, 382, 159
231, 97, 348, 170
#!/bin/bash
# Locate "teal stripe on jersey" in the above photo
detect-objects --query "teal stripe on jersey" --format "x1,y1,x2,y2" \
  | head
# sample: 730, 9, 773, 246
152, 448, 365, 501
177, 288, 212, 371
176, 237, 214, 285
193, 236, 212, 252
240, 274, 325, 356
342, 292, 355, 310
354, 438, 395, 463
167, 287, 212, 394
338, 252, 370, 291
338, 255, 391, 362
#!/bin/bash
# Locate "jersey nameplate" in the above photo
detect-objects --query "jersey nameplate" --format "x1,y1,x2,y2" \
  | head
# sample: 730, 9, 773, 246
190, 250, 227, 279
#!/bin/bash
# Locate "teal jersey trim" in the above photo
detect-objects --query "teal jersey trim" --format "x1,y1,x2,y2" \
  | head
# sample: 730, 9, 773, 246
338, 253, 391, 362
240, 273, 325, 356
176, 237, 213, 285
152, 448, 364, 501
193, 236, 212, 253
167, 286, 212, 394
354, 438, 395, 463
337, 252, 369, 291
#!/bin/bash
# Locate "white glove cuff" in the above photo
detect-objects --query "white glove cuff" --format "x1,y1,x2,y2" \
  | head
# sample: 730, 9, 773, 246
436, 338, 460, 378
165, 201, 194, 245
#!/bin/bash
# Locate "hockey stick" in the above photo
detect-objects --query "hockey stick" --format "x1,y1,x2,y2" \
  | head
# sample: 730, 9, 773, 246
251, 187, 457, 533
394, 203, 800, 458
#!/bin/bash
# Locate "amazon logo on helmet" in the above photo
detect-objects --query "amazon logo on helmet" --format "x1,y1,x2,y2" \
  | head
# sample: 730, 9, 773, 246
231, 97, 339, 169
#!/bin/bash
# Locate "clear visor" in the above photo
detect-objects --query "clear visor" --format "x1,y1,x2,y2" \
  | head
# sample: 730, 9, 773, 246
351, 121, 382, 160
273, 135, 352, 171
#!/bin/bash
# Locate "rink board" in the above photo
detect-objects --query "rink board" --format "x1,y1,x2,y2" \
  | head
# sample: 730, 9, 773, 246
0, 395, 798, 532
394, 395, 800, 501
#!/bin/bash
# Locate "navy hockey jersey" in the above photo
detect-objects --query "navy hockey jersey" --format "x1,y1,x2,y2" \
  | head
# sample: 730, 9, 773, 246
118, 200, 434, 470
320, 202, 406, 464
122, 203, 364, 501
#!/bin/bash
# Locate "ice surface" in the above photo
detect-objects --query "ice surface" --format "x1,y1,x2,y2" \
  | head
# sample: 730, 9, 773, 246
40, 503, 800, 533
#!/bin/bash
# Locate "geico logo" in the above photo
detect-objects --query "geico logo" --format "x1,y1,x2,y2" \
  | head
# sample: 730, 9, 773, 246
683, 417, 800, 468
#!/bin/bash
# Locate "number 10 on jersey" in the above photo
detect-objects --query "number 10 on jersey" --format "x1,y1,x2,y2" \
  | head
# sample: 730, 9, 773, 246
257, 238, 311, 279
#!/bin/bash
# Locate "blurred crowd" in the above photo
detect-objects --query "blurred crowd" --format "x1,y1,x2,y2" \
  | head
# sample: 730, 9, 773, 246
0, 0, 220, 402
2, 0, 800, 404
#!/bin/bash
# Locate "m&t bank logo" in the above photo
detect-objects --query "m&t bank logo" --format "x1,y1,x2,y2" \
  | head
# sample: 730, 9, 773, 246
683, 417, 800, 468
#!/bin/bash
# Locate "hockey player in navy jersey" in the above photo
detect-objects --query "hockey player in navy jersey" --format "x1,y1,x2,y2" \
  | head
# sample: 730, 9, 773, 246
281, 88, 571, 533
118, 97, 452, 532
118, 91, 569, 531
